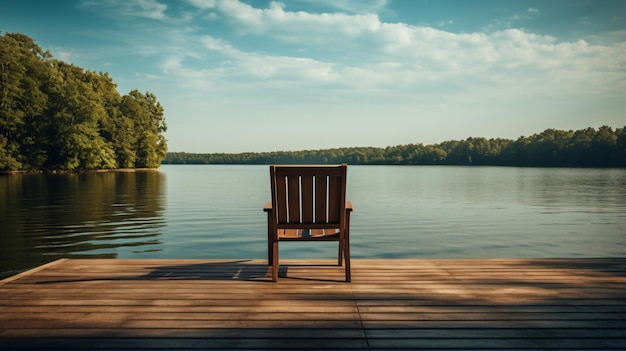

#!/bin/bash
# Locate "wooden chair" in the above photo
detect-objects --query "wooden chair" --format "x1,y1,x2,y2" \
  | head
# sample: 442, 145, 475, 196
264, 164, 353, 282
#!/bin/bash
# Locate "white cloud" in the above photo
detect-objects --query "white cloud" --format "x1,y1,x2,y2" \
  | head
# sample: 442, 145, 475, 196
56, 51, 73, 62
182, 0, 624, 99
186, 0, 389, 15
188, 0, 381, 38
170, 35, 341, 87
80, 0, 168, 20
527, 8, 539, 14
292, 0, 389, 14
201, 35, 239, 56
135, 0, 168, 19
438, 20, 454, 27
185, 0, 216, 10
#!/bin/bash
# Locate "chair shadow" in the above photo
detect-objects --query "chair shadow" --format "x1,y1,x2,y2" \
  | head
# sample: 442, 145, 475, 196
138, 260, 284, 282
140, 261, 352, 282
36, 260, 288, 284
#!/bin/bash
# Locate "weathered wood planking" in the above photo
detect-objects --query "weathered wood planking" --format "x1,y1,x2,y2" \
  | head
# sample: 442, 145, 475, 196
1, 258, 625, 350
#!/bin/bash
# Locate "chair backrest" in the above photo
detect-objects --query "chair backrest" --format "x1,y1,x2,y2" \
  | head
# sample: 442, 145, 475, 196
269, 164, 347, 230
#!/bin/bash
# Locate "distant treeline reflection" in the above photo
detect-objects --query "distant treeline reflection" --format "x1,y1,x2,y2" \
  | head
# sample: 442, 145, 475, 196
164, 126, 625, 167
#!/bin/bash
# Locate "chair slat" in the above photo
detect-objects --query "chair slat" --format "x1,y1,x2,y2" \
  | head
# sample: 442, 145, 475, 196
287, 175, 300, 223
315, 174, 327, 223
301, 175, 314, 223
327, 175, 341, 223
275, 173, 288, 224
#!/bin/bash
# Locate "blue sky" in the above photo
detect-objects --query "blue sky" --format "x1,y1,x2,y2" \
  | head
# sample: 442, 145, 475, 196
2, 0, 624, 153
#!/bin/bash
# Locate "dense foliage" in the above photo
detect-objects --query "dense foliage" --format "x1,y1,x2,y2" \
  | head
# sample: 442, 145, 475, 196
0, 33, 167, 171
164, 126, 626, 167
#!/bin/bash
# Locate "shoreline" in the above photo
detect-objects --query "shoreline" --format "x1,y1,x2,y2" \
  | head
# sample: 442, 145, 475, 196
0, 168, 160, 175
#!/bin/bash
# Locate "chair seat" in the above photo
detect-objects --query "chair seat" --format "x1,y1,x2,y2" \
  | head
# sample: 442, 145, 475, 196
277, 228, 340, 240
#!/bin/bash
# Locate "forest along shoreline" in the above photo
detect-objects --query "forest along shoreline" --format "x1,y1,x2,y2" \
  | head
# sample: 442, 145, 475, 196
0, 168, 159, 175
163, 125, 626, 168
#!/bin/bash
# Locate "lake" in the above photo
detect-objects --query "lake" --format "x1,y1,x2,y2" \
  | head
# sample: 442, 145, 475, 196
1, 165, 625, 279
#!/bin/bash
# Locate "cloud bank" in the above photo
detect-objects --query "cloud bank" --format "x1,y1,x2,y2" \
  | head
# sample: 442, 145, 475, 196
75, 0, 625, 152
167, 0, 625, 98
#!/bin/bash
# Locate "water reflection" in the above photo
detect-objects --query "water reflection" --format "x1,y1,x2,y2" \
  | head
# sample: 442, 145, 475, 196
345, 166, 626, 259
0, 171, 166, 278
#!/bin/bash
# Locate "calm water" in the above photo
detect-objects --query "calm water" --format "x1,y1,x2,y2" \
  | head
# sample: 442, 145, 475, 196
1, 165, 625, 279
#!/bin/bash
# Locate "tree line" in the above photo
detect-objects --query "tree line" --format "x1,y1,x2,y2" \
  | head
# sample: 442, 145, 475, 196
0, 32, 167, 171
164, 126, 626, 167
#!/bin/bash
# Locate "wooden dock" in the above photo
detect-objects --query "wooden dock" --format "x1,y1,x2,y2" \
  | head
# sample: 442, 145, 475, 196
1, 258, 625, 350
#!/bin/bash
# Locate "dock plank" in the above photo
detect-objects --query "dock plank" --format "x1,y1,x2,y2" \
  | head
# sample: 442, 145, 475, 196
1, 258, 624, 350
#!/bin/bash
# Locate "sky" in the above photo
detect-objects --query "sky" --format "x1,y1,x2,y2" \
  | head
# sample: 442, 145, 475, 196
1, 0, 625, 153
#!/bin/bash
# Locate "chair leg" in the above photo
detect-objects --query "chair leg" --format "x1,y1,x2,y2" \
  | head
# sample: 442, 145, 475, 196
272, 240, 279, 282
338, 240, 343, 266
343, 220, 351, 282
344, 237, 351, 282
267, 213, 274, 266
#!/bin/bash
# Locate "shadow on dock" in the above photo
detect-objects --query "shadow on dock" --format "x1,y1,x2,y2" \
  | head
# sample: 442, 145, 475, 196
34, 260, 286, 284
1, 258, 625, 350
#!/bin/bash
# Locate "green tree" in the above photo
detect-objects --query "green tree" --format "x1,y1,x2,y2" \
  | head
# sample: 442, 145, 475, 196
0, 32, 167, 171
0, 33, 50, 169
44, 62, 117, 169
120, 90, 167, 168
